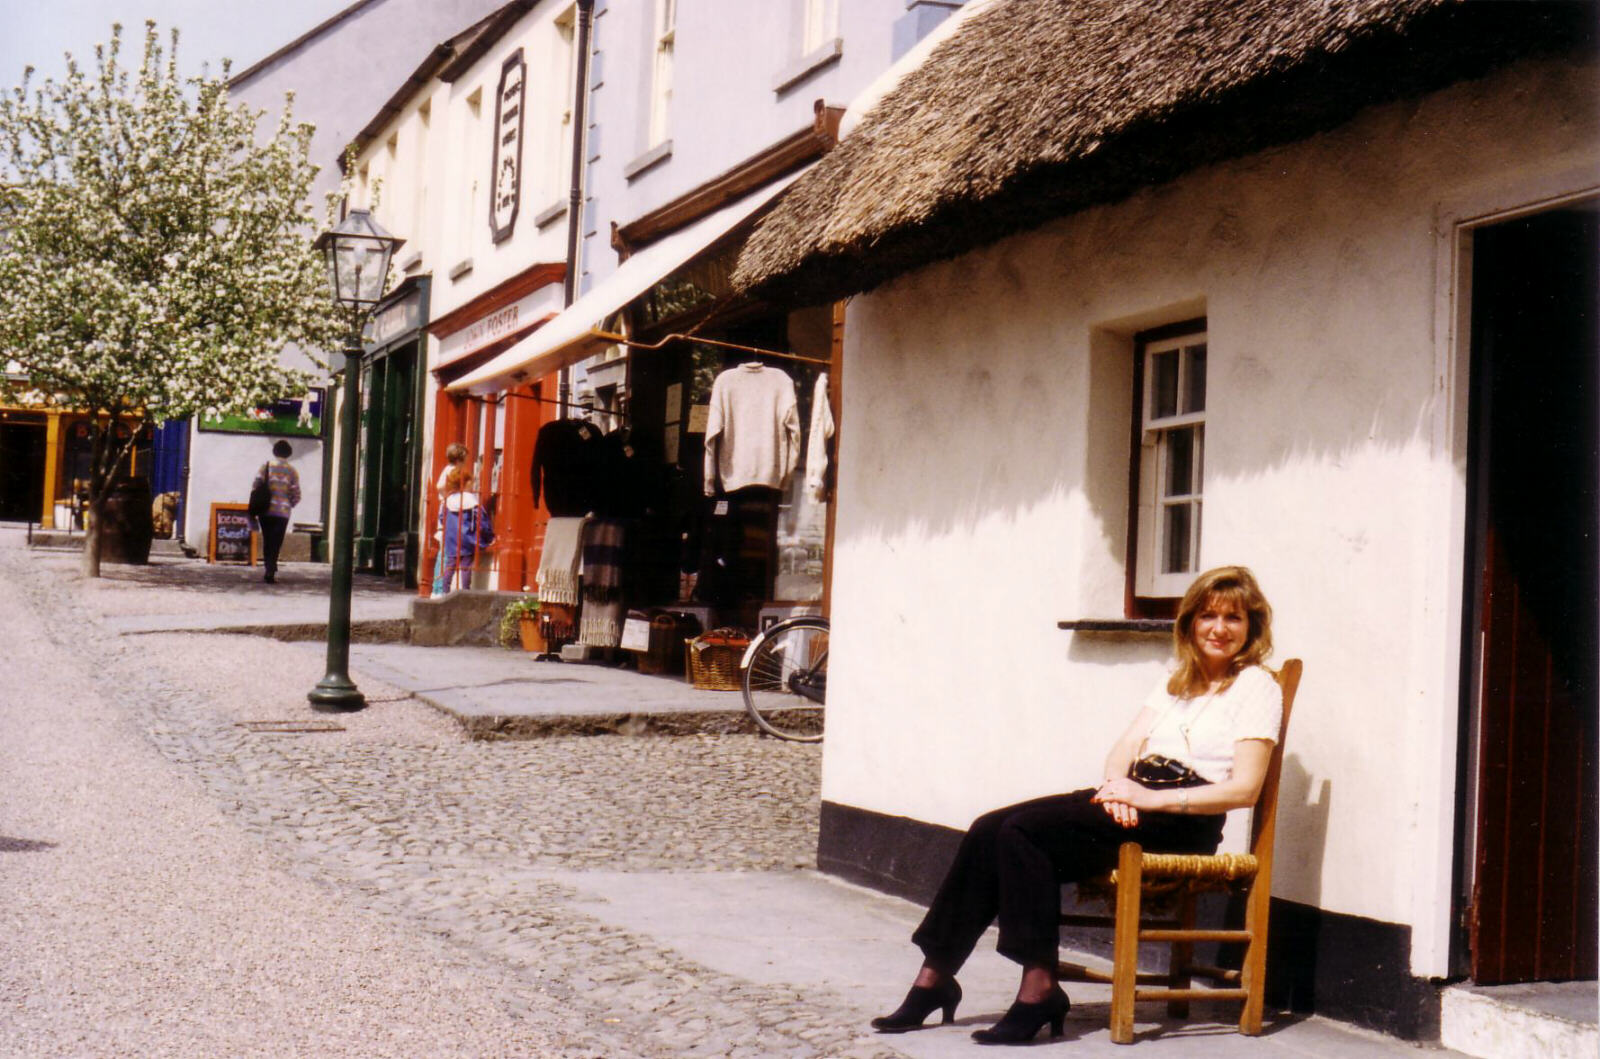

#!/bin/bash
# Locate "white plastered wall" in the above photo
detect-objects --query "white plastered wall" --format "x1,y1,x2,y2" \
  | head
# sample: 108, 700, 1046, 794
183, 429, 325, 556
820, 55, 1598, 980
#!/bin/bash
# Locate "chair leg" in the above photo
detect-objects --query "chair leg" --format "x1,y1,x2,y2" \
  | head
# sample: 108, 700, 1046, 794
1238, 876, 1270, 1035
1110, 843, 1143, 1044
1167, 893, 1195, 1019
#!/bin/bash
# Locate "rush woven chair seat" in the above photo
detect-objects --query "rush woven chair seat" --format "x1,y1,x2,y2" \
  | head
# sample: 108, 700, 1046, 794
1057, 659, 1302, 1044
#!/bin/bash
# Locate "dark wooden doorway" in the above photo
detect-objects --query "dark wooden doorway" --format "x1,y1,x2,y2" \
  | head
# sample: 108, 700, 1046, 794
0, 420, 47, 522
1464, 203, 1599, 984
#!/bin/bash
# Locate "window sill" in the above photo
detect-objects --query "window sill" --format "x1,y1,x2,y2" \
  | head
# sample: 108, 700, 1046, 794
773, 38, 843, 95
397, 251, 423, 274
533, 199, 568, 229
448, 258, 473, 282
1057, 619, 1174, 635
623, 140, 673, 181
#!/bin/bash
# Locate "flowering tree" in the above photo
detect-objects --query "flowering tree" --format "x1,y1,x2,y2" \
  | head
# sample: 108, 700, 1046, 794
0, 22, 343, 575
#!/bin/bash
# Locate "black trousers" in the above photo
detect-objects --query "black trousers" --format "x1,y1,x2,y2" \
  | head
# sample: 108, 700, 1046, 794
911, 789, 1225, 972
259, 515, 289, 578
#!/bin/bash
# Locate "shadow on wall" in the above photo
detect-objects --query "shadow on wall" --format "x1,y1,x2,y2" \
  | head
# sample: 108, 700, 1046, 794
1275, 751, 1332, 906
836, 79, 1466, 562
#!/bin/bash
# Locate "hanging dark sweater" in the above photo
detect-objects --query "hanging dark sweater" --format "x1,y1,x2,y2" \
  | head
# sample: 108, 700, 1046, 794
530, 419, 602, 517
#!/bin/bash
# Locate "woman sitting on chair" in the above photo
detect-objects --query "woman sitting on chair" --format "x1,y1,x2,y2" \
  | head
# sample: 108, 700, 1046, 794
873, 565, 1283, 1045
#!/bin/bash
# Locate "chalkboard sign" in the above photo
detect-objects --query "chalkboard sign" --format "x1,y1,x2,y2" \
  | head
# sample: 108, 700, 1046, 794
208, 502, 259, 565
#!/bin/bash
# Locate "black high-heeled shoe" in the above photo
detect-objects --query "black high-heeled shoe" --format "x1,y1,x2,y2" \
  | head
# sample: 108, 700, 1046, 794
970, 985, 1070, 1045
871, 977, 962, 1033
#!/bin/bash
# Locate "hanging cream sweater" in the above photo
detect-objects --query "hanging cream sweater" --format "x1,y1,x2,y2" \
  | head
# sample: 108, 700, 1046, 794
703, 364, 801, 496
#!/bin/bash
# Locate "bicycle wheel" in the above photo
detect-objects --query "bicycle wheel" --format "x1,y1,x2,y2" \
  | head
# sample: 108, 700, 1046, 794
741, 616, 828, 742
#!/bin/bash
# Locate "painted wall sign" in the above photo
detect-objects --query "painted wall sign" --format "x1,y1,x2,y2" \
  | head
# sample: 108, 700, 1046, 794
434, 281, 563, 367
197, 390, 324, 437
368, 289, 423, 348
490, 49, 526, 244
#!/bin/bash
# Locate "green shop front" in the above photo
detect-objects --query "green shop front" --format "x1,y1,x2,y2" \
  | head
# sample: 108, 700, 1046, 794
353, 276, 430, 585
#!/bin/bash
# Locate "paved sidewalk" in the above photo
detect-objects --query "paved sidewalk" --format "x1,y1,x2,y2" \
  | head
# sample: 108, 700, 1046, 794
7, 530, 1464, 1056
42, 538, 761, 735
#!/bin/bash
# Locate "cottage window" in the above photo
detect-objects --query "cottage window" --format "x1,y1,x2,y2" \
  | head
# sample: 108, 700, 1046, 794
1131, 323, 1207, 609
648, 0, 676, 148
547, 7, 578, 204
801, 0, 838, 55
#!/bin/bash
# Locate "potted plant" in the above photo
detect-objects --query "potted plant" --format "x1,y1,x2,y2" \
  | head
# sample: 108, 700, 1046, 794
499, 595, 543, 652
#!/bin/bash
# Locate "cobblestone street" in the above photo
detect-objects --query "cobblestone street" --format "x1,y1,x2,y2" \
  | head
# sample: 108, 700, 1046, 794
1, 534, 1465, 1058
0, 534, 907, 1058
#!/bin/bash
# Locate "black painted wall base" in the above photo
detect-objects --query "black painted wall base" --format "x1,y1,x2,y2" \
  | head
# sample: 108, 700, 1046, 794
817, 800, 1443, 1041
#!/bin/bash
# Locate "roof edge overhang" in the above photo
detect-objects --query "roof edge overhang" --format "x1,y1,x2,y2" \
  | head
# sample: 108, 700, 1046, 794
449, 168, 811, 396
613, 101, 843, 253
736, 1, 1598, 310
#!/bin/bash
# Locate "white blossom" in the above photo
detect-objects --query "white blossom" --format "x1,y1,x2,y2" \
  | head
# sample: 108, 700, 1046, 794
0, 21, 344, 575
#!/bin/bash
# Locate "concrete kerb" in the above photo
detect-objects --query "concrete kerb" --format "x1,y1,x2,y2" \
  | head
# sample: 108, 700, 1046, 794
16, 534, 766, 742
346, 642, 761, 741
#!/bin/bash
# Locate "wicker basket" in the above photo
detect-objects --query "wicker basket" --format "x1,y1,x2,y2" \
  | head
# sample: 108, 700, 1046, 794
686, 628, 749, 691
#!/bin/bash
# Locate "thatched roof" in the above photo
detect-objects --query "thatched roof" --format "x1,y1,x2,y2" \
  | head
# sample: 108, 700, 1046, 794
732, 0, 1594, 307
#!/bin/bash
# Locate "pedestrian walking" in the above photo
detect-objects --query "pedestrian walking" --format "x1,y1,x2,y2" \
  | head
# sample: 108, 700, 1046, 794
431, 442, 469, 595
250, 440, 301, 584
438, 465, 493, 593
871, 566, 1283, 1044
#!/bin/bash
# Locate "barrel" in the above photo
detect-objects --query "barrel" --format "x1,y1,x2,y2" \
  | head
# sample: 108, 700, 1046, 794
99, 476, 154, 564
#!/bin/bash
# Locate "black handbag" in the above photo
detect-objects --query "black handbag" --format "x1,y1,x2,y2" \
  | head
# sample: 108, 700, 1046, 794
1128, 754, 1206, 789
247, 466, 272, 519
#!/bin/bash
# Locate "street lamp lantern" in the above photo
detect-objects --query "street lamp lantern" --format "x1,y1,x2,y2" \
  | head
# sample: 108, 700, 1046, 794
313, 208, 404, 310
307, 208, 403, 713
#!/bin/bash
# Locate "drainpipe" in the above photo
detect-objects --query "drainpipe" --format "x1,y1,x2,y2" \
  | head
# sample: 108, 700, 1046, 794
559, 0, 595, 419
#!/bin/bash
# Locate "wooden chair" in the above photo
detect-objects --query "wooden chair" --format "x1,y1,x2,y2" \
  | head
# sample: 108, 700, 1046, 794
1057, 659, 1303, 1044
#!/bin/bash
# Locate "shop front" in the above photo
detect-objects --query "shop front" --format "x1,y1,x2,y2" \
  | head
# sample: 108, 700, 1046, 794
450, 172, 840, 661
354, 278, 430, 585
0, 405, 155, 530
424, 262, 567, 597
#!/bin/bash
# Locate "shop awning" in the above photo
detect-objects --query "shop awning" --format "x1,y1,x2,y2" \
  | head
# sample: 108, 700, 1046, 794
448, 168, 808, 396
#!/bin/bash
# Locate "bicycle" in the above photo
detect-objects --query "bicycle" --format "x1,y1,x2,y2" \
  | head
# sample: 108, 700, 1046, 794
740, 614, 828, 742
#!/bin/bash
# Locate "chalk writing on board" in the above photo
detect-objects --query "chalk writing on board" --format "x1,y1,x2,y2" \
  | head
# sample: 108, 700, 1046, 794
210, 503, 256, 565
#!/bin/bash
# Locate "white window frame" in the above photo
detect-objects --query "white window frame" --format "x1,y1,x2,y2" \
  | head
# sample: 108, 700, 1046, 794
455, 87, 484, 268
1134, 327, 1207, 601
547, 6, 578, 204
800, 0, 839, 55
648, 0, 676, 148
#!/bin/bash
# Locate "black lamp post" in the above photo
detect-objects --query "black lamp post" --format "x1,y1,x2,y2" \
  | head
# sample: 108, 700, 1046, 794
308, 208, 403, 712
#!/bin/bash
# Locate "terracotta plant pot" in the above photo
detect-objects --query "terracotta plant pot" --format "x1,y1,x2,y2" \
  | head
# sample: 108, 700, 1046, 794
518, 613, 546, 653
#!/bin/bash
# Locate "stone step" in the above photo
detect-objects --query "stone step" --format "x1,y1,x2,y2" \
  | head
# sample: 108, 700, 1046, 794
1440, 981, 1597, 1059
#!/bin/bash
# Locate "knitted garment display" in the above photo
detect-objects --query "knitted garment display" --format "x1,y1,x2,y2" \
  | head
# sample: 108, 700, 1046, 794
530, 419, 603, 517
805, 372, 834, 503
703, 364, 801, 496
579, 597, 625, 648
536, 516, 589, 606
581, 519, 626, 601
577, 519, 626, 648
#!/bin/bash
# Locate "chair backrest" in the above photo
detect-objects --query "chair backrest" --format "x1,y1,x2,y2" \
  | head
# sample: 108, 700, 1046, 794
1248, 659, 1303, 856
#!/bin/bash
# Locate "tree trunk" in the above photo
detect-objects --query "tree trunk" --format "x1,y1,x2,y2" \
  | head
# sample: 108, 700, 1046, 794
81, 411, 112, 579
81, 493, 104, 577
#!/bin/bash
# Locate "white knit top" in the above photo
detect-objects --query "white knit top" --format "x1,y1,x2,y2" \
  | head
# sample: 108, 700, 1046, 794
1138, 665, 1283, 783
704, 364, 801, 496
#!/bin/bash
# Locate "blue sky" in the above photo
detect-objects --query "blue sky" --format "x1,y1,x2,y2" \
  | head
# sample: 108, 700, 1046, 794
0, 0, 355, 89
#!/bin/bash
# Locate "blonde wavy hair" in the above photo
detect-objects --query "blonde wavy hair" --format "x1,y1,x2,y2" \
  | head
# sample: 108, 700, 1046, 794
1168, 565, 1274, 698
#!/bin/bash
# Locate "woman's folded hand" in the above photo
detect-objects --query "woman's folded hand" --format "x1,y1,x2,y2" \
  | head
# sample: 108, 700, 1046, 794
1092, 777, 1150, 828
